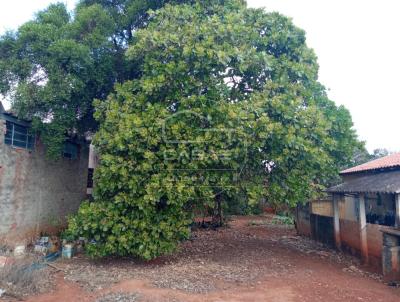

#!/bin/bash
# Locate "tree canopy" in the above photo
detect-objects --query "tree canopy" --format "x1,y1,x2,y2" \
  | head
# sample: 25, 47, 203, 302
0, 0, 189, 157
65, 0, 361, 259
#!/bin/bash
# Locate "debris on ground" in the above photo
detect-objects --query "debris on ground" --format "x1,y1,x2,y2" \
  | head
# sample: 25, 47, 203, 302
61, 220, 295, 293
34, 236, 61, 256
342, 265, 382, 281
387, 281, 400, 288
58, 215, 390, 296
0, 239, 63, 299
13, 245, 26, 258
12, 216, 400, 302
0, 256, 11, 268
0, 255, 55, 299
278, 235, 382, 281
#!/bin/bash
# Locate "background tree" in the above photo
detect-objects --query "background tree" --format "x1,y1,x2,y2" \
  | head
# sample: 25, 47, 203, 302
371, 148, 391, 159
67, 0, 361, 259
0, 3, 113, 156
0, 0, 190, 157
345, 146, 392, 172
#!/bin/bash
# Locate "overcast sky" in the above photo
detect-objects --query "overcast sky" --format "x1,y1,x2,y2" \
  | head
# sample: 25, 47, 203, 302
1, 0, 399, 152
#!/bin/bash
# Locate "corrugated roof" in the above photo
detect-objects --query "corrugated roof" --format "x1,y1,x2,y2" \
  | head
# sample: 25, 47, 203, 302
341, 153, 400, 175
328, 170, 400, 194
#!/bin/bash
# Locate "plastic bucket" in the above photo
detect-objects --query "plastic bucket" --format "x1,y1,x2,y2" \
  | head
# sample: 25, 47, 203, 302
62, 244, 74, 259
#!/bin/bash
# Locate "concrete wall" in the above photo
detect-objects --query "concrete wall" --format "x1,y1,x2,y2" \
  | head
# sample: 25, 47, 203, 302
311, 200, 333, 217
341, 196, 358, 221
296, 203, 311, 237
296, 201, 335, 246
0, 119, 89, 245
310, 214, 335, 247
296, 197, 396, 272
339, 219, 361, 256
367, 223, 391, 268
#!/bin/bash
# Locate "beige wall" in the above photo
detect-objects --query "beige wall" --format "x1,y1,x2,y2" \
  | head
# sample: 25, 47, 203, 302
341, 196, 358, 221
311, 200, 333, 217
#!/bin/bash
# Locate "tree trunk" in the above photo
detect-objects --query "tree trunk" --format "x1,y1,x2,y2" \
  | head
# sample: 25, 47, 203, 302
212, 194, 223, 227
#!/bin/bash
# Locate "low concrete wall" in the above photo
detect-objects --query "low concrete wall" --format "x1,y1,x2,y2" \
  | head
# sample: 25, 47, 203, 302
340, 219, 361, 256
297, 200, 335, 247
0, 120, 88, 245
366, 224, 391, 269
310, 214, 335, 247
296, 203, 311, 237
296, 201, 393, 271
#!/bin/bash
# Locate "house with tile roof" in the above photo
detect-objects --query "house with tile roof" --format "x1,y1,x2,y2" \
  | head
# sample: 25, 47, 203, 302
296, 153, 400, 282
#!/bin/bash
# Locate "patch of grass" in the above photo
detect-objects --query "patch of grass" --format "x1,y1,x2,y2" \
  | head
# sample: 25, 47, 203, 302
271, 215, 294, 226
248, 215, 294, 227
96, 292, 140, 302
248, 220, 270, 226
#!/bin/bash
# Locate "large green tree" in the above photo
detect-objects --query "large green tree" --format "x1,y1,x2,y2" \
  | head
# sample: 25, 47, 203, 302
66, 0, 360, 259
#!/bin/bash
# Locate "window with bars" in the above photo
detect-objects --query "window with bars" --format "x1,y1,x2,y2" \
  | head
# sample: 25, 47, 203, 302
87, 168, 94, 189
63, 142, 79, 159
4, 121, 35, 150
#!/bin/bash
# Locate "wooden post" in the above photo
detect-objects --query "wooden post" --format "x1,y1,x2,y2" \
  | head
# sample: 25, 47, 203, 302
358, 193, 369, 263
395, 194, 400, 228
333, 194, 341, 249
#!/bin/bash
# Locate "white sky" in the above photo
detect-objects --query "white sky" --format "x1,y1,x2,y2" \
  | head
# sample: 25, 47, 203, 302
1, 0, 399, 152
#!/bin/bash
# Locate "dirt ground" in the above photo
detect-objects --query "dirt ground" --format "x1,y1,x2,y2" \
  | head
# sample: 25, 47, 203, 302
5, 215, 400, 302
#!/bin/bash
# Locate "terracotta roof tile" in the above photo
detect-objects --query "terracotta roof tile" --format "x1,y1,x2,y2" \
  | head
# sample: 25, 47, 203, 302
341, 152, 400, 174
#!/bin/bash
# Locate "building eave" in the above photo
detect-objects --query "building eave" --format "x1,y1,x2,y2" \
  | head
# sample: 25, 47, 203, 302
328, 170, 400, 195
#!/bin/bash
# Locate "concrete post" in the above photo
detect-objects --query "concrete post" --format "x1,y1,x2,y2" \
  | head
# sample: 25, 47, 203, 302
358, 193, 369, 263
333, 194, 341, 249
395, 194, 400, 228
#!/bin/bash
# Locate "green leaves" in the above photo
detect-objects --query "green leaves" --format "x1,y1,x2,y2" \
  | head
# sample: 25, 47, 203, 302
65, 0, 361, 259
0, 1, 164, 157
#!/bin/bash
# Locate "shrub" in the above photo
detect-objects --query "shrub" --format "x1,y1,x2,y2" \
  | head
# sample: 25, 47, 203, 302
66, 201, 191, 259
